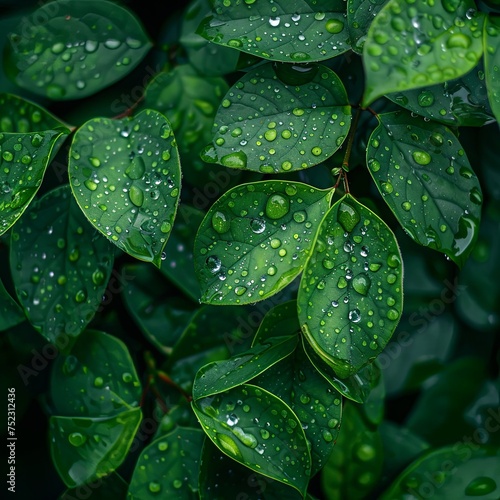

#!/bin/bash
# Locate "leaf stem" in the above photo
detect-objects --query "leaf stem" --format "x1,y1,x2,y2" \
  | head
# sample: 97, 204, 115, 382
157, 370, 193, 403
342, 106, 362, 172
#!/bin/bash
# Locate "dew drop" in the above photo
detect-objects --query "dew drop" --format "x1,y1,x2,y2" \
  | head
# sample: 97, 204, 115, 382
352, 274, 371, 295
265, 194, 290, 219
212, 211, 230, 234
250, 218, 266, 233
206, 255, 222, 273
464, 476, 497, 496
412, 150, 431, 165
338, 200, 360, 232
349, 309, 361, 323
68, 432, 86, 447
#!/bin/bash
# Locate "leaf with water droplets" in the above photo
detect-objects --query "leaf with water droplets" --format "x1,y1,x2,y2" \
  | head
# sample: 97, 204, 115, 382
194, 180, 333, 305
10, 186, 114, 346
0, 94, 70, 236
61, 473, 129, 500
366, 111, 482, 267
69, 109, 181, 268
386, 62, 495, 126
0, 276, 24, 331
128, 428, 203, 499
197, 0, 350, 62
202, 63, 350, 173
298, 194, 403, 379
192, 383, 311, 496
50, 329, 142, 416
50, 408, 142, 488
380, 444, 500, 499
347, 0, 389, 54
5, 0, 151, 100
484, 15, 500, 123
362, 0, 485, 105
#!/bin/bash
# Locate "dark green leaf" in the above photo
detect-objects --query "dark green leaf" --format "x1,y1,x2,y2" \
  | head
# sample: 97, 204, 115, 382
50, 408, 142, 488
386, 63, 495, 126
69, 109, 181, 267
363, 0, 485, 105
202, 63, 350, 173
361, 362, 385, 427
50, 330, 142, 417
321, 402, 383, 500
10, 186, 114, 344
128, 428, 203, 499
193, 334, 298, 400
347, 0, 389, 54
194, 180, 333, 305
197, 0, 350, 62
298, 194, 403, 378
0, 276, 24, 331
5, 0, 151, 100
61, 473, 129, 500
366, 111, 482, 267
484, 15, 500, 122
192, 383, 311, 496
380, 445, 500, 499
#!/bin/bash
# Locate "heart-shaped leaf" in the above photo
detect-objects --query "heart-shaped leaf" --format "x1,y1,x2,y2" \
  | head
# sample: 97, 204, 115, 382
0, 94, 70, 236
298, 194, 403, 379
128, 428, 204, 499
0, 276, 24, 331
10, 186, 114, 345
366, 111, 482, 267
362, 0, 485, 105
197, 0, 350, 62
347, 0, 389, 54
201, 63, 351, 173
50, 408, 142, 488
192, 383, 311, 496
194, 180, 333, 305
69, 109, 181, 267
5, 0, 151, 100
484, 15, 500, 122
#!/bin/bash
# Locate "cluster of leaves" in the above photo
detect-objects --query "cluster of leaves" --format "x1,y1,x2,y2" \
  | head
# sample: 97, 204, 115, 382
0, 0, 499, 498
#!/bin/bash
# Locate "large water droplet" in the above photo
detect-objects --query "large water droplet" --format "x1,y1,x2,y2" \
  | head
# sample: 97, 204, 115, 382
464, 476, 497, 496
206, 255, 222, 273
265, 193, 290, 219
250, 218, 266, 233
349, 309, 361, 323
212, 211, 230, 234
338, 200, 360, 232
68, 432, 86, 447
352, 274, 371, 295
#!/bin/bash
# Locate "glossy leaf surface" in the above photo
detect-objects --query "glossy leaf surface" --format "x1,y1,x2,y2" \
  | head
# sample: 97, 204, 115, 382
197, 0, 350, 62
0, 277, 24, 331
363, 0, 485, 105
347, 0, 389, 54
69, 109, 181, 267
298, 194, 403, 378
202, 63, 350, 173
366, 111, 482, 267
194, 181, 333, 305
484, 15, 500, 122
5, 0, 151, 100
10, 186, 114, 344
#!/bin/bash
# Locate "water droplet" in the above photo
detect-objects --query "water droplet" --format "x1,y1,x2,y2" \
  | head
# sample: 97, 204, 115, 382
349, 309, 361, 323
412, 151, 431, 165
447, 33, 471, 49
68, 432, 86, 447
338, 200, 360, 232
84, 180, 98, 191
270, 238, 281, 248
126, 156, 146, 180
356, 444, 376, 461
212, 211, 230, 234
221, 151, 247, 169
464, 476, 497, 496
62, 355, 78, 375
235, 286, 247, 296
293, 210, 307, 223
206, 255, 222, 273
325, 19, 344, 34
250, 218, 266, 233
75, 289, 87, 303
173, 479, 182, 489
104, 39, 121, 49
148, 482, 161, 493
269, 16, 280, 27
353, 274, 371, 295
265, 194, 290, 219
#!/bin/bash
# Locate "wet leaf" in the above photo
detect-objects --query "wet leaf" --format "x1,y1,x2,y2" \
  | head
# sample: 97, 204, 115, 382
128, 428, 203, 499
251, 301, 301, 346
347, 0, 389, 54
192, 383, 311, 496
386, 62, 495, 126
5, 0, 151, 100
366, 111, 482, 267
10, 186, 114, 345
380, 445, 500, 499
194, 180, 333, 305
363, 0, 485, 105
61, 473, 129, 500
69, 109, 181, 267
196, 0, 350, 62
202, 63, 350, 173
484, 15, 500, 122
0, 276, 24, 331
298, 194, 403, 379
50, 330, 142, 417
50, 408, 142, 488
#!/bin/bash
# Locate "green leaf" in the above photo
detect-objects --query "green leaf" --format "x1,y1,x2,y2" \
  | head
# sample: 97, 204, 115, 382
50, 330, 142, 417
386, 63, 495, 127
68, 109, 181, 267
10, 186, 114, 345
0, 277, 24, 331
192, 383, 311, 496
199, 439, 303, 500
62, 473, 129, 500
128, 428, 203, 499
366, 111, 482, 267
5, 0, 151, 100
380, 445, 500, 499
194, 180, 333, 305
251, 300, 301, 346
484, 15, 500, 122
50, 408, 142, 488
0, 95, 69, 235
196, 0, 350, 62
362, 0, 485, 105
347, 0, 389, 54
298, 194, 403, 379
201, 63, 351, 173
193, 334, 298, 400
